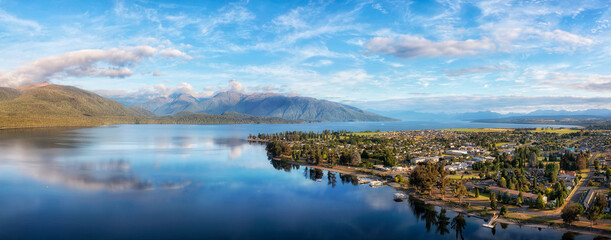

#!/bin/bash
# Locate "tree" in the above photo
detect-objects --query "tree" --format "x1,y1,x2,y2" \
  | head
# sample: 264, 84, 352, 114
340, 150, 362, 166
453, 181, 467, 204
499, 177, 507, 188
500, 205, 508, 216
577, 152, 587, 170
586, 194, 608, 228
528, 152, 538, 168
545, 162, 560, 182
490, 192, 498, 210
382, 150, 398, 167
409, 163, 435, 195
350, 150, 362, 166
561, 203, 583, 225
474, 188, 480, 198
436, 167, 449, 200
395, 174, 405, 183
361, 150, 370, 159
536, 193, 546, 209
516, 191, 524, 207
556, 191, 566, 208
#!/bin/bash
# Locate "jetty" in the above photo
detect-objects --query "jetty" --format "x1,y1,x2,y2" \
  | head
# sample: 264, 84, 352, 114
482, 214, 498, 228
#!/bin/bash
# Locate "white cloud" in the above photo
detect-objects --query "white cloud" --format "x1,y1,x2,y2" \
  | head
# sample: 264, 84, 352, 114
365, 35, 495, 59
444, 65, 510, 76
0, 9, 42, 33
227, 79, 244, 92
372, 3, 388, 14
541, 72, 611, 92
159, 48, 193, 60
0, 46, 190, 87
272, 7, 309, 29
200, 3, 255, 36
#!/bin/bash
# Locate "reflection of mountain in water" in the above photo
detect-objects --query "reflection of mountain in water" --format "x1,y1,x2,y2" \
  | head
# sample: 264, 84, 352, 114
1, 128, 191, 191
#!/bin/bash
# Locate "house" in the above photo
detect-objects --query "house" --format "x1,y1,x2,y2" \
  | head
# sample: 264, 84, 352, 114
411, 156, 440, 164
581, 189, 598, 209
444, 162, 468, 171
559, 170, 577, 177
373, 165, 390, 171
501, 143, 517, 149
445, 150, 468, 156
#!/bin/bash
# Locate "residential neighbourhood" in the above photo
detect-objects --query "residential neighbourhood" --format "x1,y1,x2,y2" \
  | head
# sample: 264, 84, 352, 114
255, 127, 611, 233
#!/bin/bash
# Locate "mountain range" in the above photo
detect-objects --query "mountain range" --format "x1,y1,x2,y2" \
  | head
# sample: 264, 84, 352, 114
0, 84, 305, 128
139, 91, 396, 122
369, 109, 611, 121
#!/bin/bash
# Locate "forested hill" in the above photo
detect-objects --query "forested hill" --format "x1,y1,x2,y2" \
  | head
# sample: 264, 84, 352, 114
0, 84, 304, 128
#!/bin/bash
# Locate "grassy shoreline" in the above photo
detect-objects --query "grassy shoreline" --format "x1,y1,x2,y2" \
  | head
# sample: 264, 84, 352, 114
277, 158, 611, 238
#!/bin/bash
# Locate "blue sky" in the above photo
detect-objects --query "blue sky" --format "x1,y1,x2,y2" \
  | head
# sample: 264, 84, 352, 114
0, 0, 610, 113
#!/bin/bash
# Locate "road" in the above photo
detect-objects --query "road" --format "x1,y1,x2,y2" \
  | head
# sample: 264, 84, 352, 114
568, 152, 599, 204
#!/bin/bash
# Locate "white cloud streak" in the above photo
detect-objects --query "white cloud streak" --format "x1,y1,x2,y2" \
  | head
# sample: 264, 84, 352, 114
365, 35, 495, 58
444, 65, 510, 76
0, 46, 191, 87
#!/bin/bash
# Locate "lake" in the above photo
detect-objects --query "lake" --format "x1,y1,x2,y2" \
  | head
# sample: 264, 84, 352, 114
0, 122, 596, 240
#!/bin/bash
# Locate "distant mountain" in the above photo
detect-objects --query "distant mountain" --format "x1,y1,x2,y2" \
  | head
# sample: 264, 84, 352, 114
140, 91, 396, 122
0, 84, 305, 128
370, 109, 611, 122
475, 115, 611, 127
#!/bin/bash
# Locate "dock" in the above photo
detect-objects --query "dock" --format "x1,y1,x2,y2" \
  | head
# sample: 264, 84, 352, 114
482, 214, 498, 228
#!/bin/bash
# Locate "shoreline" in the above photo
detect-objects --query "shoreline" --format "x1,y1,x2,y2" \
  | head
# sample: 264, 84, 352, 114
280, 159, 611, 238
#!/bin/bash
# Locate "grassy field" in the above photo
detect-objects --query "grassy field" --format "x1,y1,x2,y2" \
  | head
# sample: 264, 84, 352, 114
351, 132, 384, 136
443, 128, 511, 133
449, 174, 480, 180
531, 128, 581, 134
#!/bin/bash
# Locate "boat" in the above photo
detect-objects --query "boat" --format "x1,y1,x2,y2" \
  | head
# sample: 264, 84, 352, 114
393, 193, 406, 201
369, 180, 383, 188
358, 178, 371, 185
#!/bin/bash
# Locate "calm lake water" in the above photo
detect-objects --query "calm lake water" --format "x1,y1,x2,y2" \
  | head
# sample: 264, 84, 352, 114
0, 122, 597, 240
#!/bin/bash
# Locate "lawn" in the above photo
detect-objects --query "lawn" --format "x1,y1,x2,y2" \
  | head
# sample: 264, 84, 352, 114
351, 132, 384, 136
531, 128, 581, 134
443, 128, 511, 133
449, 174, 480, 180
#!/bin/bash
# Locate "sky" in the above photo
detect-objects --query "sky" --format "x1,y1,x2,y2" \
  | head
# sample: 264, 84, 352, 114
0, 0, 610, 113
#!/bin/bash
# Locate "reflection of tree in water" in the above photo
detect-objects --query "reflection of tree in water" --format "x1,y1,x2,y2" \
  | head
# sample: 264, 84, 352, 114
338, 173, 359, 186
327, 172, 337, 188
407, 196, 426, 222
561, 231, 578, 240
270, 160, 299, 172
500, 222, 508, 229
436, 208, 450, 236
422, 204, 438, 232
309, 168, 324, 181
451, 213, 466, 240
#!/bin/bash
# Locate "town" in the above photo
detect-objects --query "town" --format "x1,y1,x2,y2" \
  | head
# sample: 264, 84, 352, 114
250, 127, 611, 235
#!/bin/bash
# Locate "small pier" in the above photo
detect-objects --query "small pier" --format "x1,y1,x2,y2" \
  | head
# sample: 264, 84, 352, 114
482, 214, 498, 228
